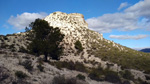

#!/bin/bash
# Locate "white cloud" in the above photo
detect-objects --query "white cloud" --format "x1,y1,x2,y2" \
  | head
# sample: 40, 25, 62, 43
125, 0, 150, 18
86, 13, 139, 33
118, 2, 128, 10
109, 34, 148, 40
86, 0, 150, 33
8, 12, 48, 30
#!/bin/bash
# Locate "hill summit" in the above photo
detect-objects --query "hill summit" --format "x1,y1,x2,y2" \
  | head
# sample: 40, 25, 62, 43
44, 12, 103, 39
44, 12, 88, 29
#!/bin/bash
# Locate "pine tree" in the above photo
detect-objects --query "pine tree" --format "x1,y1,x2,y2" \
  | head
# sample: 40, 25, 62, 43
27, 19, 64, 61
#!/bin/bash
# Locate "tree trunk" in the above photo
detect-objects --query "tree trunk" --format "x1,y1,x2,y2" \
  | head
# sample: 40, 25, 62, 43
44, 53, 48, 62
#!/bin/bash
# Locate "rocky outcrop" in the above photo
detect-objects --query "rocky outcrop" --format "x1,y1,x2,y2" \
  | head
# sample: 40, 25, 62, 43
44, 12, 122, 71
44, 12, 88, 30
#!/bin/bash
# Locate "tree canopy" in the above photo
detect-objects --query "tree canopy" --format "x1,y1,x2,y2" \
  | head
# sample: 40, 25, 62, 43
27, 19, 64, 61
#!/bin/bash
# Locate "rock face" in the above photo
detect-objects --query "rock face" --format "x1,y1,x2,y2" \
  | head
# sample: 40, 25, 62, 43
44, 12, 88, 30
44, 12, 121, 71
44, 12, 103, 38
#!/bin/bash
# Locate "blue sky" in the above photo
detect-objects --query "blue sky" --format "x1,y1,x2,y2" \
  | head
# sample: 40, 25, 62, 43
0, 0, 150, 49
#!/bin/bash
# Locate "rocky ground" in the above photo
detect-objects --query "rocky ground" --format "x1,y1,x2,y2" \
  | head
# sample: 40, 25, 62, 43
0, 49, 114, 84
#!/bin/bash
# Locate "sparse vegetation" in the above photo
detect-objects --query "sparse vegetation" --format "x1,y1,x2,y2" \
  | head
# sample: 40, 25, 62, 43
37, 64, 44, 72
52, 75, 84, 84
50, 61, 87, 72
76, 74, 85, 81
12, 79, 31, 84
120, 70, 134, 80
15, 71, 27, 79
88, 65, 123, 83
19, 46, 27, 53
88, 66, 104, 81
21, 60, 33, 71
90, 38, 150, 73
104, 70, 121, 83
0, 66, 9, 82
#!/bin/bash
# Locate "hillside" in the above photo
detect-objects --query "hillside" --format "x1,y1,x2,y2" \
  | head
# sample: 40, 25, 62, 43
140, 48, 150, 53
0, 12, 150, 84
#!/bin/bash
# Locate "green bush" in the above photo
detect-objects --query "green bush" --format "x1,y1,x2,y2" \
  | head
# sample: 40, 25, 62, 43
88, 67, 104, 81
74, 40, 83, 52
15, 71, 27, 79
88, 66, 121, 83
104, 70, 121, 83
120, 70, 134, 80
76, 74, 85, 81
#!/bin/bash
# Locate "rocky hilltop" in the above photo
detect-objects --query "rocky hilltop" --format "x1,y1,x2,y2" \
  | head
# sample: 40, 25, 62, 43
44, 12, 88, 29
44, 12, 103, 41
0, 12, 150, 84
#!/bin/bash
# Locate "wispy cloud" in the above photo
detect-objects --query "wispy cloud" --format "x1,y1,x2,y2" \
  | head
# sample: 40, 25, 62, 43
86, 0, 150, 33
109, 34, 148, 40
118, 2, 128, 10
8, 12, 48, 30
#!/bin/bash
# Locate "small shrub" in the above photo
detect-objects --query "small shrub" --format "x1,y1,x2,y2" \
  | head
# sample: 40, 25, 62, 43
12, 79, 31, 84
19, 46, 27, 53
11, 48, 16, 52
51, 61, 87, 72
0, 66, 9, 82
145, 75, 150, 80
74, 40, 83, 52
144, 69, 150, 74
9, 44, 15, 49
76, 74, 85, 81
4, 36, 8, 40
88, 68, 104, 81
73, 62, 87, 72
52, 75, 77, 84
15, 71, 27, 79
1, 43, 9, 48
120, 70, 134, 80
122, 81, 131, 84
37, 64, 44, 72
137, 78, 149, 84
21, 60, 33, 71
104, 71, 121, 83
37, 57, 44, 64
